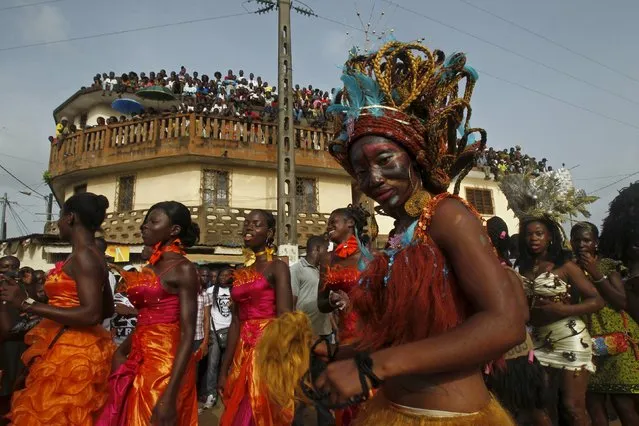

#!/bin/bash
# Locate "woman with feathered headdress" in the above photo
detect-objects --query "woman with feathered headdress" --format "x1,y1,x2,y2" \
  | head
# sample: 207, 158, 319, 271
500, 171, 604, 425
307, 41, 525, 425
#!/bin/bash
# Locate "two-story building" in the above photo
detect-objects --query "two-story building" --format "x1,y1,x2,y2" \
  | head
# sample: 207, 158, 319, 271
1, 83, 517, 268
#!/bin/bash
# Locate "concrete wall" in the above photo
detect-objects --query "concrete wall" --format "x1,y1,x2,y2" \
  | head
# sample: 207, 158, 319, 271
61, 163, 353, 215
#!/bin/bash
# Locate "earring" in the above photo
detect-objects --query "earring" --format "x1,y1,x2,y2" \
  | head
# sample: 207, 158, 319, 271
404, 190, 431, 217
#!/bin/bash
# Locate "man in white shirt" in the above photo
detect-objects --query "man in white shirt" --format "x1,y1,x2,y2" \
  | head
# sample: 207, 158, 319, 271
201, 267, 234, 411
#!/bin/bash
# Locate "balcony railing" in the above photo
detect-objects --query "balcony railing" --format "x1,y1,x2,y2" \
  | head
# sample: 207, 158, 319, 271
46, 205, 330, 247
49, 113, 338, 177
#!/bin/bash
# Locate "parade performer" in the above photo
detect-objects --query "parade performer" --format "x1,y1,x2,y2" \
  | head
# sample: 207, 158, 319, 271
311, 40, 525, 425
484, 217, 552, 426
219, 209, 312, 426
594, 182, 639, 424
97, 201, 200, 426
318, 206, 369, 344
0, 193, 115, 425
317, 205, 370, 425
500, 172, 603, 426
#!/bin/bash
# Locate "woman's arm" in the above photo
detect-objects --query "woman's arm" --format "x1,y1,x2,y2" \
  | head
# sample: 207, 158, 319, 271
272, 259, 293, 315
505, 267, 530, 323
552, 262, 605, 317
218, 303, 240, 393
595, 271, 626, 311
112, 334, 133, 372
578, 254, 626, 310
160, 261, 199, 402
28, 249, 108, 326
101, 274, 115, 320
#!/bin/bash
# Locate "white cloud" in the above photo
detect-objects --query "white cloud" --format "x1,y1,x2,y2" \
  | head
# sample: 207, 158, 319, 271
20, 5, 68, 45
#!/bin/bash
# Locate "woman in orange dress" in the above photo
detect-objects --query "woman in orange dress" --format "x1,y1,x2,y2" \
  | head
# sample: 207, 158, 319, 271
219, 209, 312, 426
0, 192, 115, 425
317, 205, 370, 426
97, 201, 200, 426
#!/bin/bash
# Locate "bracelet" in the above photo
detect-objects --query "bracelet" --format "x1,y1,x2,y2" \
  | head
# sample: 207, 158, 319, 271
593, 275, 608, 284
354, 351, 384, 389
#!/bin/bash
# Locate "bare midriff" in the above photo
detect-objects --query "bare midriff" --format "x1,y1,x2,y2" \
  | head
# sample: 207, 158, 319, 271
383, 369, 491, 413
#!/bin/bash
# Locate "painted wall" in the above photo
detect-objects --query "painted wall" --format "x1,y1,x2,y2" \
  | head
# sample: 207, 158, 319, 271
230, 167, 278, 210
316, 175, 352, 214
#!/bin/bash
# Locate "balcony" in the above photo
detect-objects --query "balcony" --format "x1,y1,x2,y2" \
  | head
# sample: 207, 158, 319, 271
45, 205, 330, 247
48, 113, 341, 182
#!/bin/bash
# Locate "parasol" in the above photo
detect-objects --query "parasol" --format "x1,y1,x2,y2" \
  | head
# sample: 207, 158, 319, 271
111, 98, 144, 115
135, 86, 176, 102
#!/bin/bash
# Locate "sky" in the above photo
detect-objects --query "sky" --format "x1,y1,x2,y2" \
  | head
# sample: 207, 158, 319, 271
0, 0, 638, 239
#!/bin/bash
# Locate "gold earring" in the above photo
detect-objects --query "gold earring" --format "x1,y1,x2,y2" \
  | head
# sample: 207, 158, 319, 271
404, 190, 431, 217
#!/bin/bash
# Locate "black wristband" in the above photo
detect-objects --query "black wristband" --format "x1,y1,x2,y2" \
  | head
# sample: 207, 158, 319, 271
354, 351, 384, 389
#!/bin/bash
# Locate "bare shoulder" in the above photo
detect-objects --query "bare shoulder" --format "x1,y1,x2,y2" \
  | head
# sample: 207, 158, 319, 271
429, 196, 483, 242
270, 258, 290, 274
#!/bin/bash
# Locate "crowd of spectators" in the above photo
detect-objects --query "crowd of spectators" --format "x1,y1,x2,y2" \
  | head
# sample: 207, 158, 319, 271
89, 67, 334, 126
51, 67, 337, 146
477, 145, 553, 180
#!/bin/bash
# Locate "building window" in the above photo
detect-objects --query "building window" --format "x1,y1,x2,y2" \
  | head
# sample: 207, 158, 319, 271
465, 188, 494, 215
73, 184, 87, 195
296, 177, 318, 213
116, 175, 135, 212
202, 170, 230, 207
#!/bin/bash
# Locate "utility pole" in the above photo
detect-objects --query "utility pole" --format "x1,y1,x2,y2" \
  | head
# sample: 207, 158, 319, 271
46, 194, 53, 226
254, 0, 315, 263
0, 193, 7, 241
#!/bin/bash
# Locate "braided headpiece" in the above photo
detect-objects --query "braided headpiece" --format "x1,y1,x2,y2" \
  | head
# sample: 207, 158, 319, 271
328, 41, 486, 194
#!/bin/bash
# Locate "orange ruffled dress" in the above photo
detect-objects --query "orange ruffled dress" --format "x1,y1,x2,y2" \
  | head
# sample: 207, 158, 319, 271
96, 267, 197, 426
7, 262, 114, 426
221, 269, 293, 426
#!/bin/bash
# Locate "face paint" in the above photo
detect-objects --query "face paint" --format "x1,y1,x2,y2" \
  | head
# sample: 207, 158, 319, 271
349, 135, 420, 216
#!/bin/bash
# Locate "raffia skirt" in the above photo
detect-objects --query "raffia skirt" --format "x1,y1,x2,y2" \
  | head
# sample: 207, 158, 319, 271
353, 392, 515, 425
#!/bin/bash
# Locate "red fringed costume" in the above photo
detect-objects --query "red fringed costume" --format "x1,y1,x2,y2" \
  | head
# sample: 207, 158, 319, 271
352, 193, 476, 351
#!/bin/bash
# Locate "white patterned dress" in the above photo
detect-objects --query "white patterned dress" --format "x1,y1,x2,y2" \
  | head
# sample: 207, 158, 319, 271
522, 271, 596, 373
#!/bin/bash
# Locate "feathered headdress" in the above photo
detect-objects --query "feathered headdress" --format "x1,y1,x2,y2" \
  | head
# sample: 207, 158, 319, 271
328, 40, 486, 195
499, 169, 598, 224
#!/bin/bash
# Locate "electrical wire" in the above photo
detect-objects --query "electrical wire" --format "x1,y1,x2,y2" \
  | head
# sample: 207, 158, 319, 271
0, 11, 254, 52
455, 0, 639, 85
0, 0, 67, 12
382, 0, 639, 108
477, 69, 639, 132
0, 163, 47, 198
7, 204, 29, 236
588, 171, 639, 195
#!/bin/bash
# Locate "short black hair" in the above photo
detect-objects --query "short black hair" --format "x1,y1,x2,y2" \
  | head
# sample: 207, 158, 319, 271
306, 235, 327, 252
63, 192, 109, 233
570, 221, 599, 241
146, 201, 200, 247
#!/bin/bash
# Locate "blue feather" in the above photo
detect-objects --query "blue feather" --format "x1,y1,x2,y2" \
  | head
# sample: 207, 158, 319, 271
341, 73, 364, 110
353, 71, 384, 116
464, 65, 479, 82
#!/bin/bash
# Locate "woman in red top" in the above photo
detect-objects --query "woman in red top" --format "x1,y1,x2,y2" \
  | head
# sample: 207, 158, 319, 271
312, 41, 525, 425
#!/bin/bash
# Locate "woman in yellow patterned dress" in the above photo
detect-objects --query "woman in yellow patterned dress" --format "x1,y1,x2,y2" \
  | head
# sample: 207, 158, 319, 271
572, 221, 639, 425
